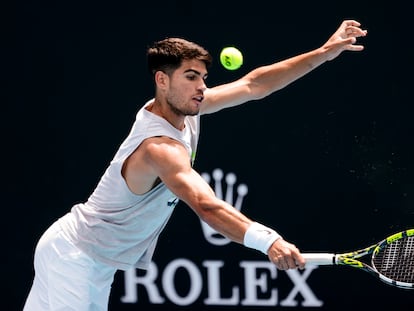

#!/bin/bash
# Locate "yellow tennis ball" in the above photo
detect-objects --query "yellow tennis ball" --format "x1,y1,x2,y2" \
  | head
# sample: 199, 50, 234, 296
220, 47, 243, 70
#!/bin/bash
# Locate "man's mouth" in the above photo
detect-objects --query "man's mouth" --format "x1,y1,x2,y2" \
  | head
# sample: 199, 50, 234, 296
192, 95, 204, 102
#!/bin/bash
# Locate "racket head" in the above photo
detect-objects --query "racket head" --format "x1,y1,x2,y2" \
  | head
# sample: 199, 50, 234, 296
371, 229, 414, 289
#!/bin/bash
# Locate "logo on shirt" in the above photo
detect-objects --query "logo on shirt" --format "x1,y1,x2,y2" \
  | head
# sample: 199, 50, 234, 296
199, 168, 248, 246
167, 197, 179, 208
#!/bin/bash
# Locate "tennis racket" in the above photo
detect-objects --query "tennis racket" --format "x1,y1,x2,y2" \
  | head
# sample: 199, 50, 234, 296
302, 228, 414, 289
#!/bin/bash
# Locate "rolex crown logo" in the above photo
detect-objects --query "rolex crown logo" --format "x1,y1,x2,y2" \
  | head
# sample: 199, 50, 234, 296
200, 168, 248, 245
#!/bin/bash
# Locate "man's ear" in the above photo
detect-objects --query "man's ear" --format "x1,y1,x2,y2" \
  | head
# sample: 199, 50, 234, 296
154, 71, 169, 90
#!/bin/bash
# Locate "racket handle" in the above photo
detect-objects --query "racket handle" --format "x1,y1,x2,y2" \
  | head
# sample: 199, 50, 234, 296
302, 253, 336, 266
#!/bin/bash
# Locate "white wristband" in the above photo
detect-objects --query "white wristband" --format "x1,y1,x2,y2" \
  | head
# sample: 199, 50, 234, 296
243, 222, 281, 255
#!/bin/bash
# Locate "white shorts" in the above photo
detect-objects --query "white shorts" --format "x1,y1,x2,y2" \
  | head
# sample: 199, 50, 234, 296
23, 220, 117, 311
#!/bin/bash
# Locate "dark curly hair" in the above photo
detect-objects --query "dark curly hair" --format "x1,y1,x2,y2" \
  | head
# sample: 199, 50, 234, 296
147, 38, 212, 76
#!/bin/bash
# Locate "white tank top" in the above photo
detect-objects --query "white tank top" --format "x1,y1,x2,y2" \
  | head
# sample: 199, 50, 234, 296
58, 99, 200, 270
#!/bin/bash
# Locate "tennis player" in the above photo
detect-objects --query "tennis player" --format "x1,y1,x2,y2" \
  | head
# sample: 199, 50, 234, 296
24, 20, 367, 310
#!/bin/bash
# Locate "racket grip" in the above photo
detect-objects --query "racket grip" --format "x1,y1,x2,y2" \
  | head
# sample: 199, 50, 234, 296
302, 253, 336, 266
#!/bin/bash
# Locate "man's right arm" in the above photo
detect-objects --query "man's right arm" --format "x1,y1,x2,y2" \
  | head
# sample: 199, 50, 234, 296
140, 136, 305, 270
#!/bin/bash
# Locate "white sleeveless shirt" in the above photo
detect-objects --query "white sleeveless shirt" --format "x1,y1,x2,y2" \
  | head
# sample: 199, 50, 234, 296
58, 99, 200, 270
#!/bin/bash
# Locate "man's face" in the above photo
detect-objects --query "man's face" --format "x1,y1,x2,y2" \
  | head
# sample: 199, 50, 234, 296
165, 59, 208, 116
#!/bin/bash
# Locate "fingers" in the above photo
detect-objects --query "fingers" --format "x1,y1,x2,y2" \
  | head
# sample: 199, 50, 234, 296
274, 255, 305, 270
274, 256, 298, 270
323, 19, 367, 61
342, 21, 367, 51
342, 19, 361, 27
345, 26, 368, 38
294, 253, 306, 270
347, 44, 365, 51
338, 19, 367, 39
342, 35, 365, 51
268, 240, 305, 270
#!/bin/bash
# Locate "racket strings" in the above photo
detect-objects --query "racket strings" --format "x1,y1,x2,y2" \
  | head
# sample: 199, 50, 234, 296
373, 236, 414, 283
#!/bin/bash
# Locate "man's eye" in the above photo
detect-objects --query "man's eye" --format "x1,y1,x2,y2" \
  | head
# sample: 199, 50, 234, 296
187, 75, 196, 80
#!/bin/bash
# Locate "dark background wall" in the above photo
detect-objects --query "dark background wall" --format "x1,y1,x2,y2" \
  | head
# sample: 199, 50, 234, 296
3, 0, 413, 310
